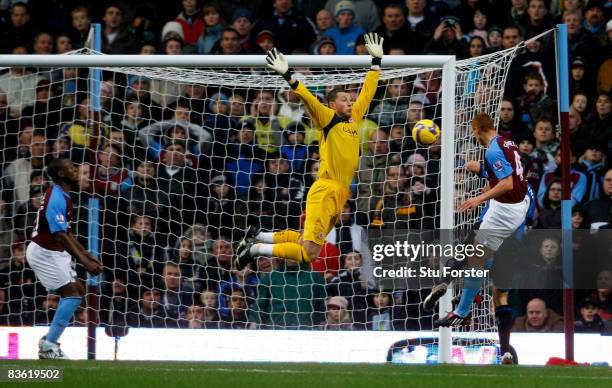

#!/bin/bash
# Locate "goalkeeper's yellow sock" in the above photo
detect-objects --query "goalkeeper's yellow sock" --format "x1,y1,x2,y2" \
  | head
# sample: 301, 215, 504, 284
272, 243, 310, 263
273, 230, 301, 244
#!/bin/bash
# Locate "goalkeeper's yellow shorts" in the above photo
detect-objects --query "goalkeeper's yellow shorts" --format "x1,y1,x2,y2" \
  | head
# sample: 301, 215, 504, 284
303, 178, 350, 245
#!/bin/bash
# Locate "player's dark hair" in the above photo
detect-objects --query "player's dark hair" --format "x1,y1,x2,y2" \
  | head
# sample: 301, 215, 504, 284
326, 86, 346, 103
46, 157, 69, 182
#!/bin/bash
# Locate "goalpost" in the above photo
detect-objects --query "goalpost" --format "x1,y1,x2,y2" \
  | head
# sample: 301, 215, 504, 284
0, 44, 525, 362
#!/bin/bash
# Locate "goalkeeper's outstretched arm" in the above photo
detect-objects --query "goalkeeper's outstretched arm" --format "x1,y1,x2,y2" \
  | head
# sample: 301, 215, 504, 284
352, 33, 383, 122
266, 48, 333, 129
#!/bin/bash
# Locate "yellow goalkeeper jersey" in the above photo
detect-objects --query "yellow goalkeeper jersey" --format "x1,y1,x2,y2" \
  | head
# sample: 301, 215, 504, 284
292, 69, 380, 187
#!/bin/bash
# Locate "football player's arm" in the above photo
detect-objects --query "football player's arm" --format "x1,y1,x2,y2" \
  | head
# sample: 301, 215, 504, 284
266, 48, 334, 129
352, 33, 384, 122
47, 199, 102, 274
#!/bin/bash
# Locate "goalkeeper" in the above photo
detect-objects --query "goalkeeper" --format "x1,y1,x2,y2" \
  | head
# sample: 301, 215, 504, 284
236, 33, 383, 270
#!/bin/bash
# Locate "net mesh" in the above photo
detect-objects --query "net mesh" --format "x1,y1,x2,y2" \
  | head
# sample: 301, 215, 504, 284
0, 44, 525, 358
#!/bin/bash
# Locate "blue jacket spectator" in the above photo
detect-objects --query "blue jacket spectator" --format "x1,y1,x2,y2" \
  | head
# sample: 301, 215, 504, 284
323, 1, 364, 55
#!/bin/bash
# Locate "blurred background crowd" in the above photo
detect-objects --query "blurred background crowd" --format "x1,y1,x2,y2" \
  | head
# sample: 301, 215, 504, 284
0, 0, 610, 334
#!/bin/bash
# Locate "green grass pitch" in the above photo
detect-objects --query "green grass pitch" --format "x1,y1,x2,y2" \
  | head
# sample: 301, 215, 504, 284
4, 361, 611, 388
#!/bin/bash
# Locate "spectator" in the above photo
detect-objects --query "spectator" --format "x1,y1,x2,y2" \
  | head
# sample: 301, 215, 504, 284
202, 174, 244, 239
230, 8, 255, 53
578, 143, 607, 202
21, 80, 62, 139
157, 140, 200, 240
265, 155, 304, 229
197, 2, 225, 55
507, 0, 528, 26
12, 184, 44, 241
326, 251, 368, 325
564, 10, 599, 71
120, 160, 170, 219
535, 179, 562, 228
593, 269, 611, 322
375, 4, 416, 55
120, 214, 165, 290
281, 121, 310, 175
221, 288, 250, 329
211, 27, 244, 54
127, 288, 177, 328
571, 91, 589, 120
465, 35, 487, 58
253, 29, 276, 54
512, 297, 564, 332
531, 118, 559, 174
55, 34, 73, 54
218, 261, 258, 319
356, 130, 389, 225
520, 0, 553, 37
487, 26, 503, 52
246, 89, 289, 153
318, 295, 353, 330
92, 144, 129, 197
102, 4, 137, 54
59, 97, 110, 150
175, 0, 205, 47
34, 294, 59, 325
183, 224, 213, 265
278, 79, 309, 125
99, 276, 132, 328
422, 16, 465, 56
3, 240, 37, 325
584, 92, 612, 156
171, 237, 205, 294
537, 148, 587, 208
245, 175, 276, 231
516, 72, 557, 130
583, 169, 612, 228
203, 238, 234, 291
582, 2, 606, 38
160, 262, 193, 321
249, 259, 326, 329
199, 289, 221, 328
161, 21, 185, 46
125, 7, 156, 49
502, 25, 523, 50
164, 37, 184, 55
498, 99, 526, 141
325, 0, 379, 32
0, 66, 42, 117
315, 8, 335, 35
322, 1, 365, 55
570, 56, 596, 98
32, 32, 53, 55
369, 78, 410, 127
404, 0, 439, 52
0, 2, 35, 53
516, 131, 541, 190
181, 304, 205, 329
2, 129, 47, 206
255, 0, 317, 53
574, 297, 605, 333
225, 121, 265, 197
367, 292, 395, 331
69, 5, 91, 49
310, 35, 337, 55
464, 6, 490, 45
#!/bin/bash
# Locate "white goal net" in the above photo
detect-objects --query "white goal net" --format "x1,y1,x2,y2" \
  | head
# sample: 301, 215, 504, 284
0, 44, 524, 361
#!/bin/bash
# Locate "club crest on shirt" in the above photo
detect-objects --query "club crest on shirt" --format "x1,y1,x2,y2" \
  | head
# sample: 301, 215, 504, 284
493, 160, 503, 171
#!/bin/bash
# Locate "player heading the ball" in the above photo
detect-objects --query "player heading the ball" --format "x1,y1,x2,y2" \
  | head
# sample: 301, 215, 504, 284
236, 33, 384, 270
423, 113, 531, 328
26, 158, 103, 359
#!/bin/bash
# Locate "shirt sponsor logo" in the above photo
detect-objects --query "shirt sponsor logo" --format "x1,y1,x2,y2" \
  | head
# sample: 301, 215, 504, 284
55, 214, 65, 223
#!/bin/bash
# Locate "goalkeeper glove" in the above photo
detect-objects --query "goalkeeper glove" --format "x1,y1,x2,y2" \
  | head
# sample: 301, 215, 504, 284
266, 48, 293, 82
364, 32, 384, 67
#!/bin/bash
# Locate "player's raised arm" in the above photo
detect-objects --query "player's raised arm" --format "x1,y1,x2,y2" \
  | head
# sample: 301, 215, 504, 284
351, 33, 383, 122
266, 48, 334, 129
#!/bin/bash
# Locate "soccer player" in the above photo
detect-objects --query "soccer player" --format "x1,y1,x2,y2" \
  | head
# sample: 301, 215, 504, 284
424, 113, 530, 329
26, 158, 102, 359
235, 33, 384, 269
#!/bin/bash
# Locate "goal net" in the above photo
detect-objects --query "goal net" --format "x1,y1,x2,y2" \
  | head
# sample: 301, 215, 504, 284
0, 45, 523, 362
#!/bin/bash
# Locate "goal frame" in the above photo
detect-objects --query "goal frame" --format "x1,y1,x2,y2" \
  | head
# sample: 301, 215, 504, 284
0, 53, 457, 363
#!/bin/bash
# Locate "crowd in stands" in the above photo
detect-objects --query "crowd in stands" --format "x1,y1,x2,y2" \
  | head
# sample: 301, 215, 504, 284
0, 0, 610, 333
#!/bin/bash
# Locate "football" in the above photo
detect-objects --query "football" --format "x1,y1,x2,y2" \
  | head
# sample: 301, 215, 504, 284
412, 119, 441, 145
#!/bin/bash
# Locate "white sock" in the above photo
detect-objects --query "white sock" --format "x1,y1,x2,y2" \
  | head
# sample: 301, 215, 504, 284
250, 243, 274, 256
256, 232, 275, 243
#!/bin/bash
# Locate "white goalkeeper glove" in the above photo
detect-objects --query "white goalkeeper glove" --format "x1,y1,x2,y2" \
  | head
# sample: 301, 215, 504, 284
266, 48, 293, 82
364, 32, 384, 67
